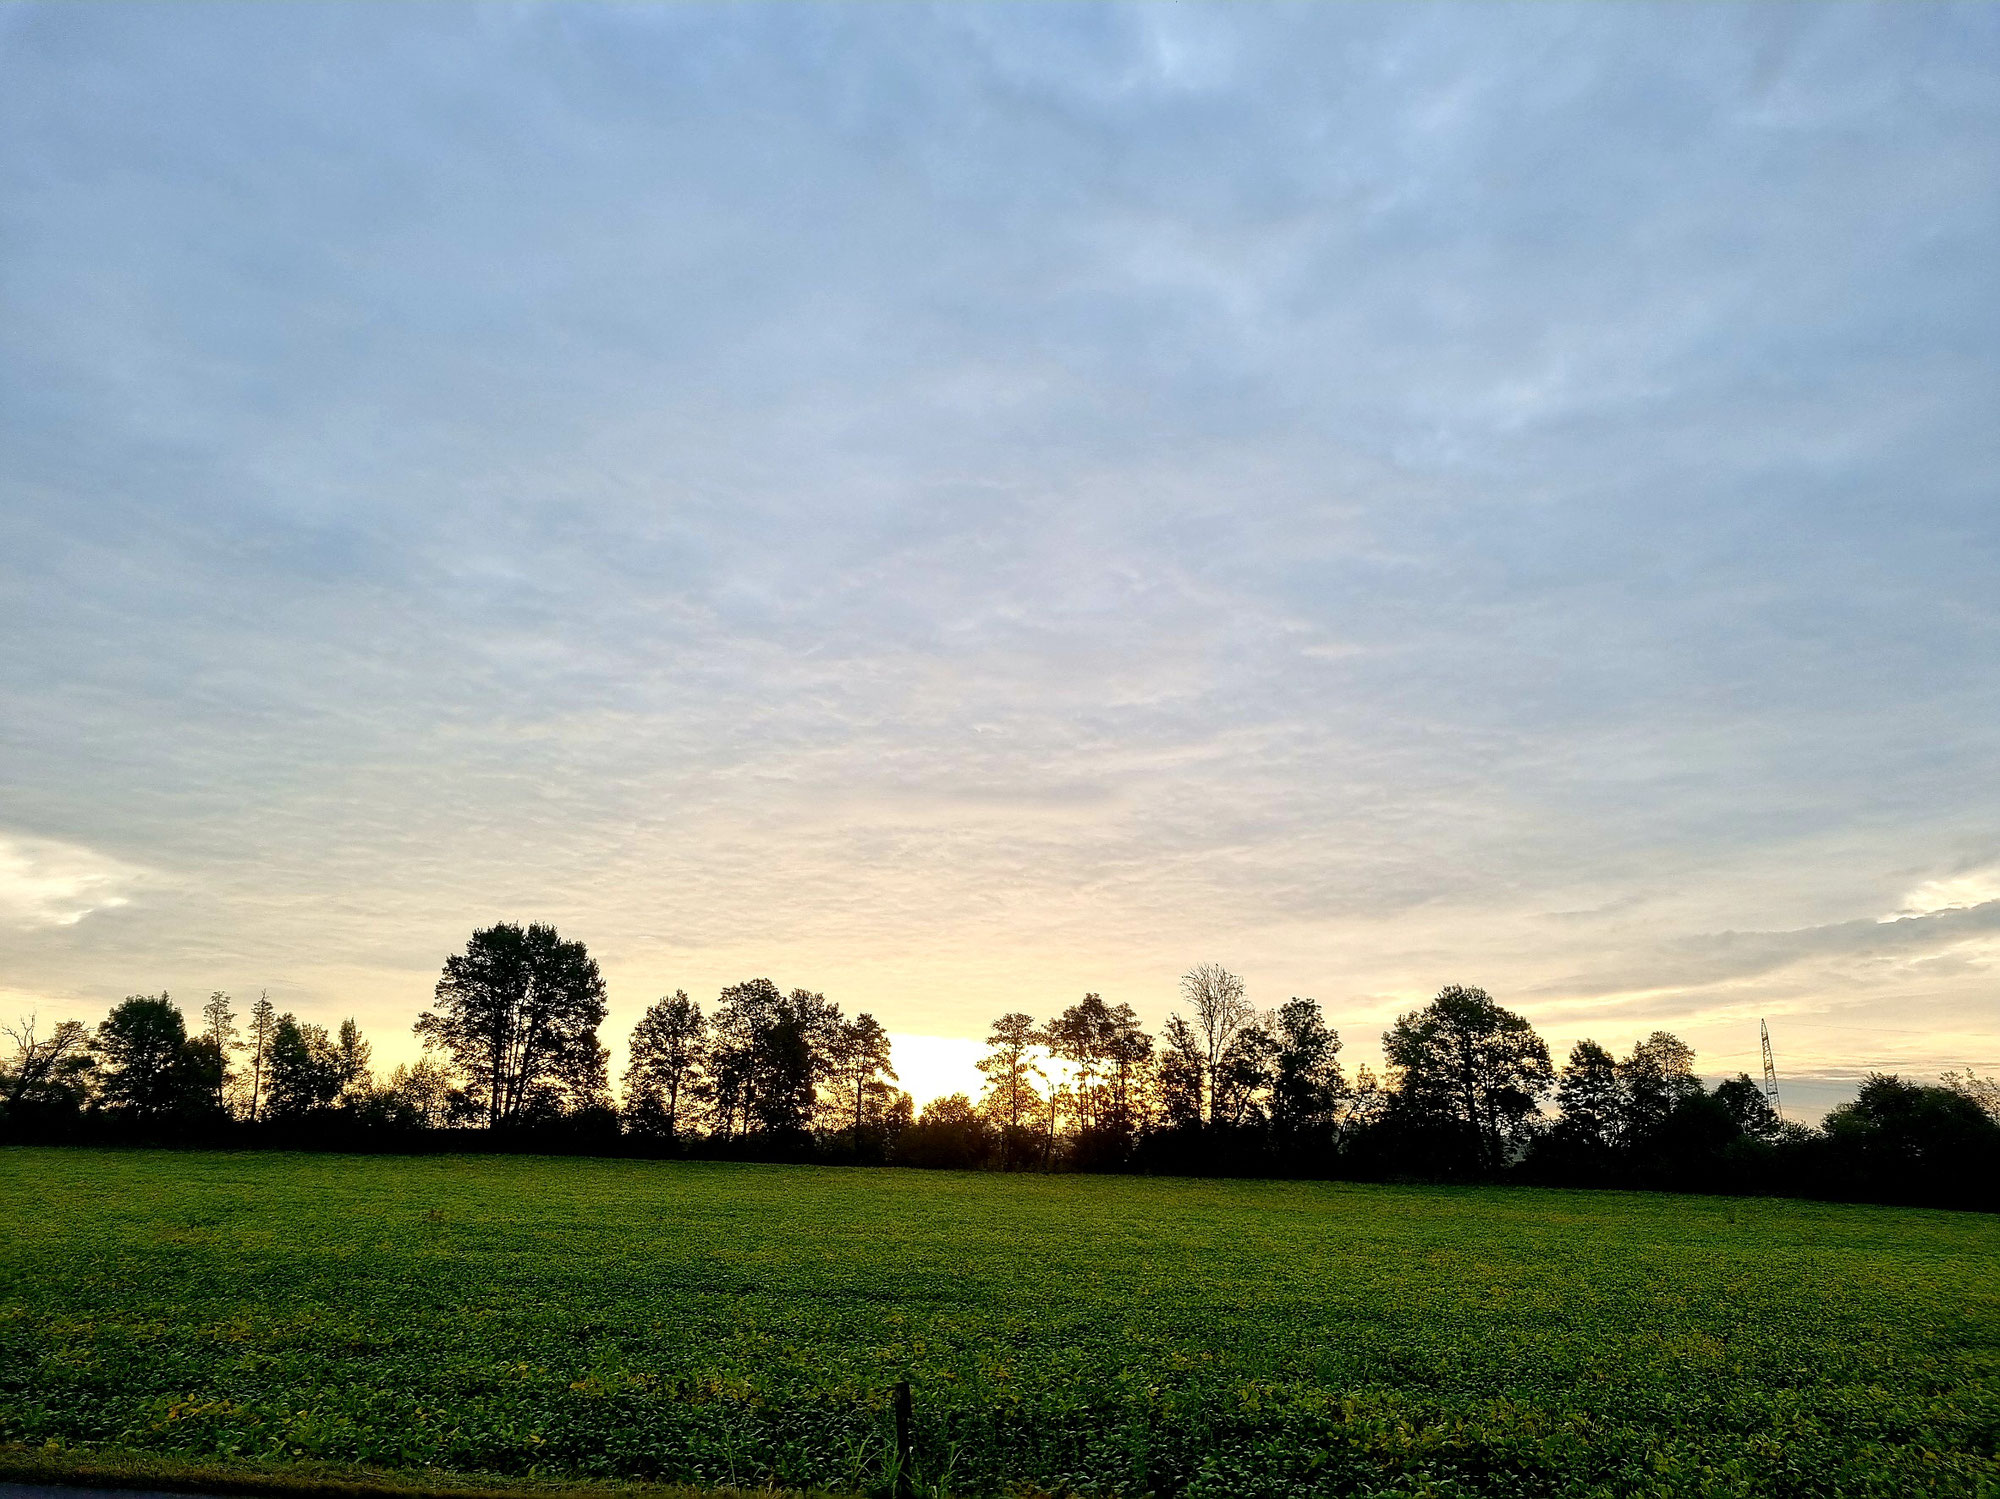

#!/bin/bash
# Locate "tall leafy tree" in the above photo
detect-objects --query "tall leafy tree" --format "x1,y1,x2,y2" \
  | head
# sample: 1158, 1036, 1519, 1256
177, 1035, 229, 1121
1155, 1015, 1207, 1129
1553, 1040, 1623, 1153
265, 1015, 346, 1118
1618, 1031, 1702, 1143
1822, 1074, 2000, 1198
708, 980, 840, 1139
1047, 995, 1113, 1133
828, 1012, 896, 1146
1345, 1063, 1389, 1130
1267, 998, 1344, 1148
756, 988, 840, 1135
1940, 1067, 2000, 1124
1525, 1038, 1625, 1182
975, 1012, 1045, 1134
335, 1018, 373, 1102
1045, 995, 1152, 1141
415, 922, 609, 1128
386, 1052, 456, 1128
96, 994, 217, 1120
1096, 1003, 1153, 1139
1382, 984, 1553, 1172
1210, 1019, 1276, 1128
1710, 1074, 1781, 1141
624, 991, 709, 1139
897, 1092, 994, 1169
707, 980, 772, 1140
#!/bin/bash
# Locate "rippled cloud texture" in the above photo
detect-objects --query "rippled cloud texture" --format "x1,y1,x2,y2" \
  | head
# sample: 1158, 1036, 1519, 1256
3, 4, 1996, 1101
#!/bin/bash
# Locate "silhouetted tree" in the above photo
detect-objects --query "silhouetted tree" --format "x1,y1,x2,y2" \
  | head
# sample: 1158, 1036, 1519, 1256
1711, 1073, 1781, 1141
1096, 1003, 1153, 1141
1345, 1063, 1389, 1131
335, 1018, 372, 1103
1210, 1019, 1276, 1129
1180, 962, 1253, 1124
1381, 985, 1553, 1174
95, 994, 183, 1117
1044, 1079, 1078, 1156
708, 979, 840, 1141
1046, 995, 1153, 1166
1940, 1066, 2000, 1124
827, 1011, 896, 1149
711, 986, 771, 1138
1155, 1015, 1206, 1129
265, 1015, 346, 1119
1531, 1034, 1790, 1191
177, 1035, 228, 1122
897, 1092, 994, 1169
1636, 1089, 1757, 1190
1528, 1039, 1624, 1181
1047, 995, 1112, 1133
761, 988, 839, 1137
242, 992, 277, 1123
415, 922, 609, 1128
976, 1012, 1046, 1165
1819, 1073, 2000, 1206
95, 994, 220, 1122
200, 991, 239, 1115
624, 990, 709, 1140
385, 1051, 456, 1128
1618, 1031, 1702, 1146
1268, 998, 1344, 1159
2, 1015, 95, 1125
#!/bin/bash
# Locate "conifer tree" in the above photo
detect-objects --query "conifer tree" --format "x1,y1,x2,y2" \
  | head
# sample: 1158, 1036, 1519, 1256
201, 991, 239, 1115
242, 992, 278, 1123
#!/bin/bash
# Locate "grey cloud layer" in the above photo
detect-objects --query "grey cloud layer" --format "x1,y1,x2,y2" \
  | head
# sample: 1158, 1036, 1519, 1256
1551, 901, 2000, 998
2, 4, 1996, 1080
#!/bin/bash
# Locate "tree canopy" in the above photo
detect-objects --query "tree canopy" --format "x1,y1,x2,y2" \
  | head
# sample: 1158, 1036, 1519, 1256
1383, 984, 1554, 1173
415, 922, 609, 1128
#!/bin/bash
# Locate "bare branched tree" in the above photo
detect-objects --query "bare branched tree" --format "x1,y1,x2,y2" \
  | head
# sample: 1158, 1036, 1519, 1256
3, 1013, 95, 1109
1179, 962, 1252, 1124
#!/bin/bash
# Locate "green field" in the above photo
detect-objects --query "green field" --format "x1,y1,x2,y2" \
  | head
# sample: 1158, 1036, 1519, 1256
2, 1149, 1996, 1498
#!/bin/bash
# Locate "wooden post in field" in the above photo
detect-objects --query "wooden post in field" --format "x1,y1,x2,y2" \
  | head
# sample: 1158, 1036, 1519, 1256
893, 1378, 914, 1499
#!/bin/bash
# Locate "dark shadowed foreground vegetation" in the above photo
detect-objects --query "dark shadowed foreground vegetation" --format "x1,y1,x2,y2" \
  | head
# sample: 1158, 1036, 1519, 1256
6, 1149, 1997, 1498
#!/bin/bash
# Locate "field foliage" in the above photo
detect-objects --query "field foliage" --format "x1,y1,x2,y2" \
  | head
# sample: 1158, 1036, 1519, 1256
2, 1149, 1996, 1498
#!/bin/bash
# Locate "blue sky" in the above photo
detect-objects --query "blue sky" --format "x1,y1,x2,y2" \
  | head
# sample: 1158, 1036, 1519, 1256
2, 3, 1997, 1111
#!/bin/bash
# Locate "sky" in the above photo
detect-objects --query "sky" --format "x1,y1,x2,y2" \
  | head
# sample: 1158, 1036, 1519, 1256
2, 3, 1997, 1118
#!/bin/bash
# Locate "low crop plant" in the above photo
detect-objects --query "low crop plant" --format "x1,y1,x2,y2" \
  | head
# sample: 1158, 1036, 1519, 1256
3, 1149, 1995, 1497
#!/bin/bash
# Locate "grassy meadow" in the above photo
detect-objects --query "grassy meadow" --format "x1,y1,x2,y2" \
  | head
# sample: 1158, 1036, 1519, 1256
2, 1149, 1996, 1498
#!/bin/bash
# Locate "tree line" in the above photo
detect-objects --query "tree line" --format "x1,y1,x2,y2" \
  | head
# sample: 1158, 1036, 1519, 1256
4, 922, 1995, 1210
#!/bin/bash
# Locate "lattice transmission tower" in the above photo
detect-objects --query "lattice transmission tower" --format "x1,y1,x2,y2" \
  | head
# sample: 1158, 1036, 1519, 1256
1760, 1019, 1781, 1113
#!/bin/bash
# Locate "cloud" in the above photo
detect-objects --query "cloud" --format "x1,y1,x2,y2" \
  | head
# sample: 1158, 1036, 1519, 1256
1887, 867, 2000, 921
1553, 900, 2000, 999
0, 834, 146, 930
0, 3, 1995, 1087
